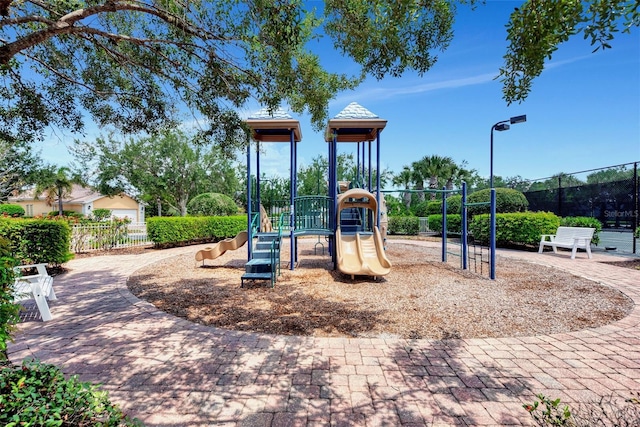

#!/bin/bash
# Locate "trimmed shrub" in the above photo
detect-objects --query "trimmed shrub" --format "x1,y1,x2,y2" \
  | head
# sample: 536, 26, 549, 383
188, 193, 238, 216
388, 216, 419, 235
636, 227, 640, 238
469, 211, 561, 246
384, 195, 411, 217
427, 214, 462, 234
0, 359, 142, 426
0, 219, 73, 266
560, 216, 602, 245
467, 188, 529, 216
0, 204, 25, 217
47, 210, 84, 219
92, 208, 112, 221
147, 215, 246, 246
0, 237, 20, 360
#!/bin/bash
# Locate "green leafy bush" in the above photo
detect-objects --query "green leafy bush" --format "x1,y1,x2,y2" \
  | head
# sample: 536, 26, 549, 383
383, 195, 410, 217
416, 196, 463, 217
0, 237, 20, 360
188, 193, 239, 216
0, 219, 73, 266
47, 210, 84, 218
427, 214, 462, 234
560, 216, 602, 245
467, 188, 529, 216
469, 212, 561, 246
0, 359, 142, 426
636, 227, 640, 238
524, 392, 640, 426
0, 204, 25, 218
387, 216, 419, 235
92, 208, 112, 221
147, 215, 246, 246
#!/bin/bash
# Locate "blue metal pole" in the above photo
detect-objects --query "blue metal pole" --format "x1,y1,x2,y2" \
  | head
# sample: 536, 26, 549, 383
376, 132, 381, 227
490, 188, 496, 280
462, 182, 468, 270
368, 140, 372, 191
256, 142, 261, 215
442, 187, 447, 262
290, 129, 295, 270
246, 135, 252, 261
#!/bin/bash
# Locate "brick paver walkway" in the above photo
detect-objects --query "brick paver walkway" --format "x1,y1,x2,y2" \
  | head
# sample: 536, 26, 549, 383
8, 240, 640, 426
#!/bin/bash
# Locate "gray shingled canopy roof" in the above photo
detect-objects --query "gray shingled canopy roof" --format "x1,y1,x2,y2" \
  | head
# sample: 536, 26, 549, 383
325, 102, 387, 143
246, 107, 302, 143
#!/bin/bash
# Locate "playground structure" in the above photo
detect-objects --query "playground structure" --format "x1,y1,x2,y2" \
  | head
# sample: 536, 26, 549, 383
195, 231, 248, 265
336, 188, 391, 278
243, 103, 390, 282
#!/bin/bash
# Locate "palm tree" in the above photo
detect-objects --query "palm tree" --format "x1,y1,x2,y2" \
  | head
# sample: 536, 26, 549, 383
444, 160, 473, 192
413, 155, 455, 200
34, 166, 84, 216
392, 166, 413, 210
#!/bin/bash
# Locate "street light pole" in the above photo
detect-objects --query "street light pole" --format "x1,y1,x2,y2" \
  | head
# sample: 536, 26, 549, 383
489, 114, 527, 280
490, 120, 510, 189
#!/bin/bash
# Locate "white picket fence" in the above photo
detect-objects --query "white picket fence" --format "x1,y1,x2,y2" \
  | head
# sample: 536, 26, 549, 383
70, 222, 153, 253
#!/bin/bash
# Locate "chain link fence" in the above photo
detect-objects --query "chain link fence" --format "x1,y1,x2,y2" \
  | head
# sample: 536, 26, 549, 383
521, 162, 639, 254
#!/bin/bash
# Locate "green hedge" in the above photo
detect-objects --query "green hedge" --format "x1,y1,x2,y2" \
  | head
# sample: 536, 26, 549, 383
0, 237, 20, 360
415, 195, 462, 217
147, 215, 246, 246
188, 193, 238, 216
0, 219, 73, 266
467, 188, 529, 216
388, 216, 419, 235
469, 212, 561, 246
0, 204, 24, 218
427, 214, 462, 234
560, 216, 602, 245
0, 360, 142, 426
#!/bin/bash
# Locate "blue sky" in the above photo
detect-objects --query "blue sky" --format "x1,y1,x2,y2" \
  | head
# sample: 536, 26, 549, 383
40, 1, 639, 185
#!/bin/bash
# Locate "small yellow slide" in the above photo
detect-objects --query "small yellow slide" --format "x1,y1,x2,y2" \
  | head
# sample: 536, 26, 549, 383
336, 227, 391, 279
195, 231, 248, 265
335, 188, 391, 279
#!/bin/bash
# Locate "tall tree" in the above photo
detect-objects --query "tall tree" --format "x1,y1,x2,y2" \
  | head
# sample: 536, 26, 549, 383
0, 0, 461, 147
500, 0, 639, 104
34, 166, 84, 216
3, 1, 635, 147
72, 130, 241, 216
392, 166, 413, 210
0, 137, 42, 201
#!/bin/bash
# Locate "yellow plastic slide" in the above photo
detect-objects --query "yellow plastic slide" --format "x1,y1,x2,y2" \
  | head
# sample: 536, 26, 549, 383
335, 188, 391, 278
195, 230, 248, 264
336, 227, 391, 278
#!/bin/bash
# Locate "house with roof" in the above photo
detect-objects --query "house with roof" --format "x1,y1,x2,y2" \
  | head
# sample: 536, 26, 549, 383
9, 184, 145, 222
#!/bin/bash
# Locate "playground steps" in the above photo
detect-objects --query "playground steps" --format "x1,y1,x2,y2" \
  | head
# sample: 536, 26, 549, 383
241, 232, 281, 288
340, 207, 363, 233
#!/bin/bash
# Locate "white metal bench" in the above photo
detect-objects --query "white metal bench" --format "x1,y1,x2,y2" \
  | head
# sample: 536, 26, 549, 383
13, 263, 57, 321
538, 226, 595, 259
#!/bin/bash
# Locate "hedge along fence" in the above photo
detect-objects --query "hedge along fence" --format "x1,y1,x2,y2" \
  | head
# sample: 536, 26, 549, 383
147, 215, 247, 246
469, 211, 561, 246
559, 216, 602, 245
387, 216, 419, 235
0, 219, 73, 266
426, 214, 462, 234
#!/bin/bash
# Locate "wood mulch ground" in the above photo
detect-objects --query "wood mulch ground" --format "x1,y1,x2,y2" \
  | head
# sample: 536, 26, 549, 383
121, 238, 635, 340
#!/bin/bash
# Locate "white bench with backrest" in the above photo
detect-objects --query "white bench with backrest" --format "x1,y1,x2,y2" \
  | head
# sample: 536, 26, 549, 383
538, 226, 595, 259
13, 263, 57, 321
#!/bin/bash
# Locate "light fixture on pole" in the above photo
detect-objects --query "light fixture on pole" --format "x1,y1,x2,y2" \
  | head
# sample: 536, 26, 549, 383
489, 114, 527, 280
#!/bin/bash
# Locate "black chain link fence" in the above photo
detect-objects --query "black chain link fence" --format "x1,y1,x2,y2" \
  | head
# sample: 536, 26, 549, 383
521, 162, 639, 254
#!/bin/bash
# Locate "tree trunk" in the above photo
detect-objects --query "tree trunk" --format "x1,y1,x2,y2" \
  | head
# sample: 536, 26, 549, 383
57, 190, 64, 216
